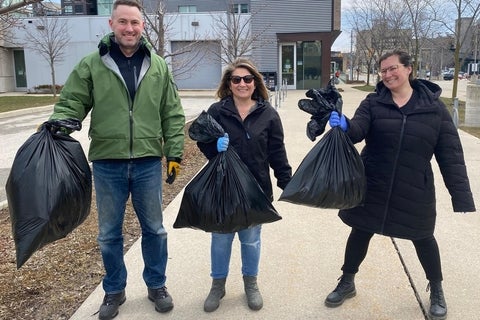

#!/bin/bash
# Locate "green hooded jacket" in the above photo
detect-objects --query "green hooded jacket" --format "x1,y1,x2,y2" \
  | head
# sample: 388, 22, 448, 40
50, 33, 185, 162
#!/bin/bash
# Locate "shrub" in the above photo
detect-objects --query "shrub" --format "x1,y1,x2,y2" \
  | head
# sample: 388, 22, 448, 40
31, 84, 63, 94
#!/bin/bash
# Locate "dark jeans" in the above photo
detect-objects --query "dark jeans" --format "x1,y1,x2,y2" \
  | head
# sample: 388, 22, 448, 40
93, 157, 168, 293
341, 228, 443, 281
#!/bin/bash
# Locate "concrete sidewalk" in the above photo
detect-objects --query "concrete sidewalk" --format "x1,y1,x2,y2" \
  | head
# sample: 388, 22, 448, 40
69, 84, 480, 320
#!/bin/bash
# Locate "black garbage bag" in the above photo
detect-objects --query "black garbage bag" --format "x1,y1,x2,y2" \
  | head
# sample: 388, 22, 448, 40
188, 110, 225, 143
279, 126, 365, 209
6, 119, 92, 268
174, 111, 281, 233
298, 77, 343, 141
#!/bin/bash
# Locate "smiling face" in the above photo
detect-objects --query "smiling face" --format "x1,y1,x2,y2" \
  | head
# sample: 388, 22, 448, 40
109, 4, 144, 56
229, 67, 256, 100
379, 55, 412, 92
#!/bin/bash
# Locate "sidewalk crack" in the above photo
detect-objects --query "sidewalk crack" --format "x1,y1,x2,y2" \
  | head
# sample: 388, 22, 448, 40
390, 237, 429, 320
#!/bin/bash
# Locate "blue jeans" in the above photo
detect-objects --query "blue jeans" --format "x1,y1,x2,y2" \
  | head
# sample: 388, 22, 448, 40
93, 157, 168, 294
210, 225, 262, 279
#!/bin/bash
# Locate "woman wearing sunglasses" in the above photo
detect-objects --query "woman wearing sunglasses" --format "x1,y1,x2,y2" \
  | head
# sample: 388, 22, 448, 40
326, 50, 475, 320
196, 57, 292, 312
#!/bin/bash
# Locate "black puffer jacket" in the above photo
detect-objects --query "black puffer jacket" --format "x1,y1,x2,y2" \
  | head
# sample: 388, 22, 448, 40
197, 96, 292, 200
339, 79, 476, 240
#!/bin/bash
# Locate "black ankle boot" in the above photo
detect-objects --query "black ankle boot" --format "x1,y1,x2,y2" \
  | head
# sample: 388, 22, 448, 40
428, 281, 447, 320
324, 273, 356, 308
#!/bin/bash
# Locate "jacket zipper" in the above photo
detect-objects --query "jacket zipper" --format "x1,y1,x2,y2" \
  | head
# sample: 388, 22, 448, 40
380, 114, 406, 233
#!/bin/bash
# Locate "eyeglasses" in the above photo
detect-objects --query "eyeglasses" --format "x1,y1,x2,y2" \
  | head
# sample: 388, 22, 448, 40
230, 75, 255, 84
379, 64, 402, 76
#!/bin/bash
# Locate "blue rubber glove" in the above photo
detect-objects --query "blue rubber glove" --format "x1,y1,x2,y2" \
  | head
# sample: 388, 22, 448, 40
217, 133, 229, 152
329, 111, 348, 132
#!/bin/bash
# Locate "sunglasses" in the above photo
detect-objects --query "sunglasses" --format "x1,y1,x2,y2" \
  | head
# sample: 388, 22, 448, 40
230, 75, 255, 84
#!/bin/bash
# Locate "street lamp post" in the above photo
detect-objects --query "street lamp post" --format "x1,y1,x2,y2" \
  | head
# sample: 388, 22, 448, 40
474, 26, 478, 76
349, 30, 354, 82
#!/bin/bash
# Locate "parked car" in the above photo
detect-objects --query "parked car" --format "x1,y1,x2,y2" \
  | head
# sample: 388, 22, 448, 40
458, 71, 466, 79
443, 72, 454, 80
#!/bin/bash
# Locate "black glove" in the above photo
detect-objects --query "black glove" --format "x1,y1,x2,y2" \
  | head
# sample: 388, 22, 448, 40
306, 116, 328, 141
38, 118, 82, 135
166, 157, 181, 184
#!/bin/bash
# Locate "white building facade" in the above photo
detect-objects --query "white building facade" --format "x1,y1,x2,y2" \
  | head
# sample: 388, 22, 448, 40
1, 0, 341, 92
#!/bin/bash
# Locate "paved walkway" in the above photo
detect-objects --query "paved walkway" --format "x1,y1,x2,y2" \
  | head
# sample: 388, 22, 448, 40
65, 83, 479, 320
1, 82, 478, 319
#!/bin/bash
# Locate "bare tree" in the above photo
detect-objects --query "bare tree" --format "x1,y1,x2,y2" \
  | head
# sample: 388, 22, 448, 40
402, 0, 442, 77
0, 0, 43, 15
23, 16, 69, 97
142, 0, 168, 56
141, 0, 208, 80
0, 12, 20, 46
438, 0, 480, 98
1, 1, 61, 46
349, 1, 393, 85
209, 0, 271, 65
0, 0, 33, 46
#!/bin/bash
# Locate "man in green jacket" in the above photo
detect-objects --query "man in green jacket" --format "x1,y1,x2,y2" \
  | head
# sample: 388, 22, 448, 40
48, 0, 185, 318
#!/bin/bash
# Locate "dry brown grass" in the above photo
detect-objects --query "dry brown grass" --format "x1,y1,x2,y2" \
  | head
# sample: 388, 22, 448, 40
0, 123, 206, 320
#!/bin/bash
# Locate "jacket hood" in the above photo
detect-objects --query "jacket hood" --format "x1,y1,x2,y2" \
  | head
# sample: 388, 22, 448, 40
374, 78, 442, 109
97, 32, 152, 57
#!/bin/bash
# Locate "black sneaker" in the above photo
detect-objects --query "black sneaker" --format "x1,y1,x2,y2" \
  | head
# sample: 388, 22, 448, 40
148, 286, 174, 313
98, 290, 126, 320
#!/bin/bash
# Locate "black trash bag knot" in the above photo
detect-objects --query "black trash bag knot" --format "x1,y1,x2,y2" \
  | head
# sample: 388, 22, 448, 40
298, 78, 344, 141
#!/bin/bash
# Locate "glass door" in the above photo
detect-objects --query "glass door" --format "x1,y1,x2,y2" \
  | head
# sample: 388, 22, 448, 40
298, 41, 322, 90
14, 50, 27, 89
280, 44, 295, 89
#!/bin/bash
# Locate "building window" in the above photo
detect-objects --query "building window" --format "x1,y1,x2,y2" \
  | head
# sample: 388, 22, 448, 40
64, 5, 73, 14
232, 4, 249, 13
97, 0, 113, 16
178, 5, 197, 13
74, 4, 84, 14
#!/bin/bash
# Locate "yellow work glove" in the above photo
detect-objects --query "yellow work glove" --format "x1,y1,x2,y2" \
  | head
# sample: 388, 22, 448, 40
166, 158, 181, 184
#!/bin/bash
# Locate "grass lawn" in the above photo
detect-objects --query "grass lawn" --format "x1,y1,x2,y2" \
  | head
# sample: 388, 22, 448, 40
0, 96, 58, 113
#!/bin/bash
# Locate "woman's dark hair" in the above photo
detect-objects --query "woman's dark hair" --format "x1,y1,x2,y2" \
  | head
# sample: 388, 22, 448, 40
378, 50, 413, 81
216, 58, 269, 100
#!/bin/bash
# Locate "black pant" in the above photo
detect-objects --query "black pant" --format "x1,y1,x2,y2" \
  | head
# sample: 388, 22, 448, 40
341, 228, 443, 281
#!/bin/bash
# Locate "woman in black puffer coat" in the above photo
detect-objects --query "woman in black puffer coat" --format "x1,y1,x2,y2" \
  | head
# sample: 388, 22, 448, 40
325, 50, 475, 320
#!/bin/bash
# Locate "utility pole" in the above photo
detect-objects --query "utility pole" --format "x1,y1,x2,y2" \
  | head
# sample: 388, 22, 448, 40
474, 26, 478, 76
349, 30, 354, 82
440, 47, 443, 74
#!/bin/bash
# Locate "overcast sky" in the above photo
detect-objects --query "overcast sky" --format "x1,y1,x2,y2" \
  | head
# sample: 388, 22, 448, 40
332, 0, 354, 52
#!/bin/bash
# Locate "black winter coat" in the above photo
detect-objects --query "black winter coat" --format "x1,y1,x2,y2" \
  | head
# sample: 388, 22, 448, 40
197, 96, 292, 200
339, 79, 475, 240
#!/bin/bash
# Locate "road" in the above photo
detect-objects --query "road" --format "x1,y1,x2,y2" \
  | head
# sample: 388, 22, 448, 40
436, 78, 469, 101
